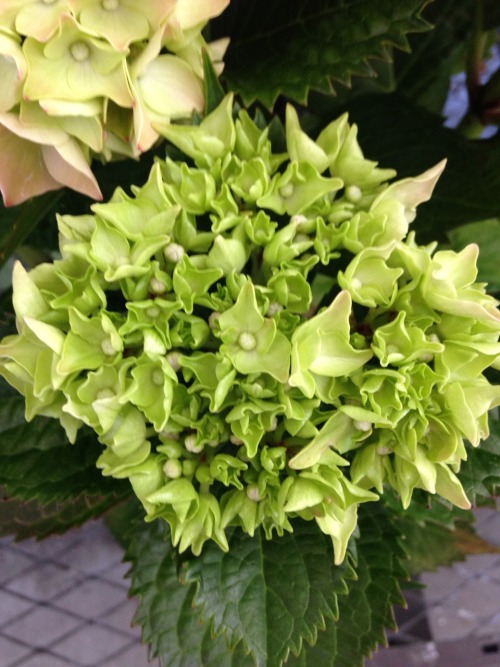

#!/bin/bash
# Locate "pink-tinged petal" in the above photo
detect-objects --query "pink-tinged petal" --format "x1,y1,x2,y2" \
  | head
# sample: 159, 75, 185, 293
137, 54, 204, 121
40, 99, 102, 117
0, 113, 102, 206
130, 80, 160, 152
20, 101, 104, 152
172, 0, 230, 29
0, 1, 31, 32
77, 3, 150, 51
2, 105, 70, 145
44, 138, 102, 200
206, 37, 229, 74
102, 99, 137, 156
59, 115, 104, 152
0, 34, 26, 111
130, 31, 201, 152
23, 16, 133, 107
0, 125, 60, 206
69, 0, 174, 36
15, 1, 71, 42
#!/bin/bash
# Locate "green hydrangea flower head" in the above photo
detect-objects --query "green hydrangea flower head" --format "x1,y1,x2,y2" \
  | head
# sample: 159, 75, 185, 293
0, 0, 230, 205
1, 95, 500, 564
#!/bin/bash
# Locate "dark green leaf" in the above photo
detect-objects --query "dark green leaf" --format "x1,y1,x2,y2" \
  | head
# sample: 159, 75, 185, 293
392, 0, 471, 113
384, 489, 471, 531
0, 191, 63, 271
126, 508, 408, 667
447, 219, 500, 291
211, 0, 432, 106
397, 516, 470, 574
0, 308, 16, 342
0, 486, 127, 541
389, 489, 500, 574
0, 386, 129, 503
186, 521, 355, 667
459, 412, 500, 503
393, 0, 500, 113
336, 93, 500, 241
125, 514, 254, 667
203, 48, 226, 113
484, 0, 500, 29
285, 506, 408, 667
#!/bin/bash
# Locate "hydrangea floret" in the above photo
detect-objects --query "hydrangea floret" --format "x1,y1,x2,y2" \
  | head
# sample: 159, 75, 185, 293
1, 95, 500, 564
0, 0, 229, 205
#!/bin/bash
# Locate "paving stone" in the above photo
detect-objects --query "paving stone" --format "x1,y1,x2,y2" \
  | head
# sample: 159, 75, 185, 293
11, 651, 75, 667
5, 562, 82, 602
101, 598, 141, 637
104, 641, 158, 667
0, 633, 32, 666
99, 559, 131, 589
52, 623, 131, 666
453, 578, 500, 619
427, 604, 478, 642
2, 606, 81, 648
0, 547, 34, 586
0, 590, 34, 628
54, 531, 123, 575
10, 532, 79, 561
420, 565, 467, 603
54, 579, 126, 619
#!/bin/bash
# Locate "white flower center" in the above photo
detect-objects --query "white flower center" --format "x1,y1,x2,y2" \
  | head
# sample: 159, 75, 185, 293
70, 41, 90, 62
164, 243, 184, 263
238, 332, 256, 351
279, 183, 294, 199
346, 185, 362, 203
163, 459, 182, 479
146, 306, 160, 319
267, 301, 283, 316
354, 420, 372, 432
152, 369, 164, 386
166, 351, 181, 371
208, 311, 221, 329
291, 214, 308, 227
185, 434, 203, 454
246, 484, 263, 502
150, 278, 166, 294
96, 388, 114, 400
101, 339, 115, 356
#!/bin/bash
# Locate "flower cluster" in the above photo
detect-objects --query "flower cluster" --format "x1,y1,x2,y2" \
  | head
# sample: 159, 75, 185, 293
1, 95, 500, 563
0, 0, 229, 205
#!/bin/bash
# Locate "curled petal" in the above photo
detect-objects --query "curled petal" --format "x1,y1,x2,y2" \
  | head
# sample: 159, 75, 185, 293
15, 0, 71, 42
171, 0, 230, 29
0, 32, 27, 111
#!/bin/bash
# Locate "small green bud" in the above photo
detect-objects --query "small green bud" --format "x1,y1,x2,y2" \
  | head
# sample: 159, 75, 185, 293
246, 484, 263, 502
164, 243, 185, 263
196, 465, 212, 484
163, 459, 183, 479
238, 332, 257, 351
185, 433, 203, 454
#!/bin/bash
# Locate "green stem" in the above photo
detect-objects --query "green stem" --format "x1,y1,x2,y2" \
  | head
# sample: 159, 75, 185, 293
0, 191, 63, 271
465, 0, 486, 112
457, 0, 488, 138
456, 110, 486, 138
